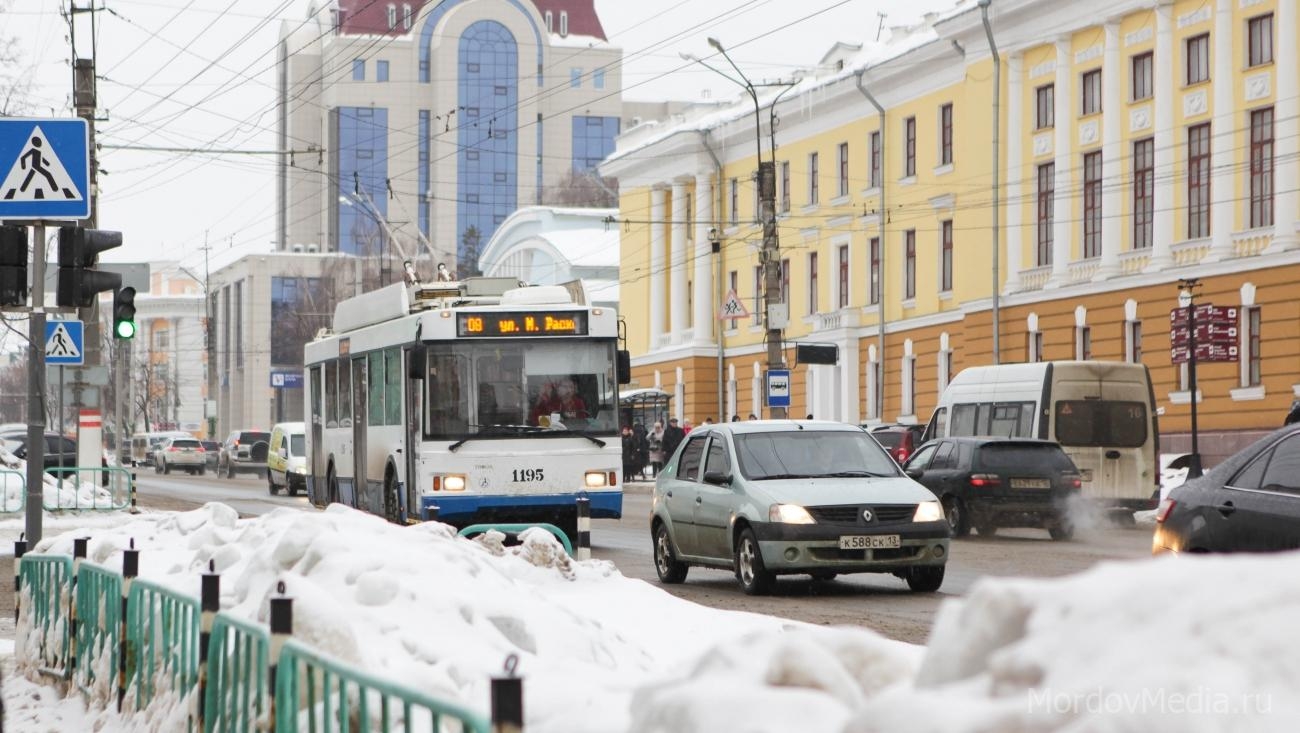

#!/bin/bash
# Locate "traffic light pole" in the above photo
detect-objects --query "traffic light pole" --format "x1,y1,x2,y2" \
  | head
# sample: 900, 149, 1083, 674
26, 224, 47, 545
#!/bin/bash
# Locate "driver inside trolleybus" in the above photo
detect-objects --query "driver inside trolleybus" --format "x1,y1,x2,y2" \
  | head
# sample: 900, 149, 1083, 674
529, 377, 588, 426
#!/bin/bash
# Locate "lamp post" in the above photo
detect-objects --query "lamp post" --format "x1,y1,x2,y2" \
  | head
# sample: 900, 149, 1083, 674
685, 38, 787, 417
710, 227, 724, 420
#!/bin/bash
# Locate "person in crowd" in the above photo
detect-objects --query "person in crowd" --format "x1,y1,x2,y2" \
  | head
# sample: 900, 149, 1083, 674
662, 417, 686, 460
647, 421, 666, 477
621, 425, 639, 483
702, 417, 714, 425
747, 413, 759, 420
530, 377, 587, 425
632, 422, 650, 478
682, 419, 693, 435
806, 414, 814, 420
730, 415, 741, 422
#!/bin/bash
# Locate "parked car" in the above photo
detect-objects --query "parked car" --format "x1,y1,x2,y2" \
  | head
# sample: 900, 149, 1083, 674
903, 437, 1082, 540
650, 420, 949, 595
266, 422, 307, 496
218, 430, 270, 478
1154, 424, 1300, 554
152, 437, 207, 476
865, 423, 926, 465
201, 440, 221, 472
0, 431, 78, 473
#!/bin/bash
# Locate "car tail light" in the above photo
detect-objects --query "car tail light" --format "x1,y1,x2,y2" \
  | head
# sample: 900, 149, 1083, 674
1155, 499, 1176, 523
1065, 474, 1082, 489
895, 448, 909, 463
196, 447, 205, 452
969, 474, 1000, 488
167, 446, 178, 452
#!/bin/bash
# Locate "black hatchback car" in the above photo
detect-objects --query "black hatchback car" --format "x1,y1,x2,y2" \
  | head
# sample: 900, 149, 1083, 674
903, 437, 1082, 540
1154, 424, 1300, 554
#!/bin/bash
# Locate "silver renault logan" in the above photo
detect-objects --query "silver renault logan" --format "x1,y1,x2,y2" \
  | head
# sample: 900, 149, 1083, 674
650, 420, 950, 595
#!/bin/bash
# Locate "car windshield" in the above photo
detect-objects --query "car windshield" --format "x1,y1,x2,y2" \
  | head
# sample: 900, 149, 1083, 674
976, 444, 1077, 473
734, 430, 900, 480
290, 434, 306, 457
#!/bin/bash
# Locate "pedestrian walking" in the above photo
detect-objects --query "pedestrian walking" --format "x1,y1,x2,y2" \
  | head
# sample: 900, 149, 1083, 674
647, 422, 666, 477
621, 425, 638, 483
632, 422, 650, 478
662, 417, 686, 460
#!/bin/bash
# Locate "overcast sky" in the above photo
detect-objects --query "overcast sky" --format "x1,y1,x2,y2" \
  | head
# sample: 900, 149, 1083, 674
1, 0, 954, 274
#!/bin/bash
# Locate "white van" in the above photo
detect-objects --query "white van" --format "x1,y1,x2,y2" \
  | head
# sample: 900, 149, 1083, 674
922, 361, 1159, 511
267, 422, 307, 495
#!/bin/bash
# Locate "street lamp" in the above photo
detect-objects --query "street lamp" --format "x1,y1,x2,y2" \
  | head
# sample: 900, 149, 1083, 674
710, 227, 724, 420
684, 38, 787, 417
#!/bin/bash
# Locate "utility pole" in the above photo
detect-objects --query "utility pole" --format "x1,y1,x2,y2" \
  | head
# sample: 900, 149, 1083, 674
71, 2, 101, 365
25, 224, 48, 545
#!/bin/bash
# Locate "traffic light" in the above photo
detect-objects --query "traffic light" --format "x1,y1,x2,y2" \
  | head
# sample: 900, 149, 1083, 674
113, 286, 136, 339
0, 225, 28, 307
57, 226, 123, 307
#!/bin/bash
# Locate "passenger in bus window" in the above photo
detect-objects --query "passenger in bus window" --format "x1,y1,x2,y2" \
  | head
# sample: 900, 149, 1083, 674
531, 377, 588, 425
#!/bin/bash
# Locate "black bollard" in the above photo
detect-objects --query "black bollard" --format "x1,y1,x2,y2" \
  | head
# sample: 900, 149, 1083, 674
118, 538, 138, 712
196, 559, 219, 733
427, 503, 439, 522
268, 581, 293, 727
70, 537, 88, 677
13, 534, 26, 624
575, 497, 591, 561
491, 653, 524, 733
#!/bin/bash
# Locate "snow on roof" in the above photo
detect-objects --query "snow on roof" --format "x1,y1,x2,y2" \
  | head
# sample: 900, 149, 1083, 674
538, 227, 619, 267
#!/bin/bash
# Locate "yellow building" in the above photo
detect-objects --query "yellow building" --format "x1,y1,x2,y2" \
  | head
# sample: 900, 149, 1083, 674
602, 0, 1299, 463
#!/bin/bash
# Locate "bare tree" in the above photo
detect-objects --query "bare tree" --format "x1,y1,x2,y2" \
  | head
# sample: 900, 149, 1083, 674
542, 169, 619, 208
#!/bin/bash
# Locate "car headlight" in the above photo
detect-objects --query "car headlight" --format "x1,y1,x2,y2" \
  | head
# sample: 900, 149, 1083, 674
913, 500, 944, 523
584, 470, 608, 488
769, 504, 816, 524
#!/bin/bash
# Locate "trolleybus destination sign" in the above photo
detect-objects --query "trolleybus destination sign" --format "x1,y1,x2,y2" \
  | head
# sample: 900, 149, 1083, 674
457, 311, 589, 337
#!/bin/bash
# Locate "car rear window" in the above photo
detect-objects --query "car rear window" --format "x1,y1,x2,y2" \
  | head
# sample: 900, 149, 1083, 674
171, 440, 201, 449
202, 441, 220, 451
1054, 401, 1148, 447
976, 444, 1076, 473
290, 435, 306, 457
238, 432, 270, 444
871, 432, 903, 449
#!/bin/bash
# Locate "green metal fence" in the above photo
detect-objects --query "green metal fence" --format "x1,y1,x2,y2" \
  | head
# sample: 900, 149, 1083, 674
46, 466, 133, 510
0, 468, 24, 512
17, 553, 73, 678
274, 639, 491, 733
204, 612, 270, 733
127, 578, 200, 711
458, 522, 574, 555
73, 562, 122, 700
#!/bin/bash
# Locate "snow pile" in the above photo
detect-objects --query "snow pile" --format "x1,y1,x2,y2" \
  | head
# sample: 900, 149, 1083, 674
12, 503, 917, 732
0, 446, 116, 511
849, 554, 1300, 732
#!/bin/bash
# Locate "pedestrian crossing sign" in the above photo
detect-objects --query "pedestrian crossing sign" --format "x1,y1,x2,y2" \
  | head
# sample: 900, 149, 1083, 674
0, 119, 90, 221
718, 288, 749, 320
45, 319, 84, 366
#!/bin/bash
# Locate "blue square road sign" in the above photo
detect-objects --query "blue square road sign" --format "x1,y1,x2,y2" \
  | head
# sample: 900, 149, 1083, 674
0, 118, 91, 221
45, 319, 84, 366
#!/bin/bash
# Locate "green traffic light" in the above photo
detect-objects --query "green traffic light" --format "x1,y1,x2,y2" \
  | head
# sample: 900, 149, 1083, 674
114, 319, 136, 339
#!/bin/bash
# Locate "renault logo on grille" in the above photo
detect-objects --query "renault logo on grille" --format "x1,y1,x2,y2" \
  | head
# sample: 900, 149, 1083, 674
862, 508, 874, 522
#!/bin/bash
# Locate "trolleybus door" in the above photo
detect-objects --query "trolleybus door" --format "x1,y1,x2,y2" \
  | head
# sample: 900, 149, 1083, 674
352, 355, 368, 509
310, 365, 325, 504
404, 347, 421, 521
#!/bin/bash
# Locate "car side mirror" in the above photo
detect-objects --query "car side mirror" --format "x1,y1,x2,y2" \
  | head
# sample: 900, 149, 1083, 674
905, 467, 924, 480
703, 470, 731, 486
616, 349, 632, 385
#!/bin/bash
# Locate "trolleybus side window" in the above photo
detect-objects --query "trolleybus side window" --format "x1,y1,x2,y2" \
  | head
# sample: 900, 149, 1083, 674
385, 348, 402, 426
339, 357, 352, 427
325, 360, 339, 427
368, 351, 385, 426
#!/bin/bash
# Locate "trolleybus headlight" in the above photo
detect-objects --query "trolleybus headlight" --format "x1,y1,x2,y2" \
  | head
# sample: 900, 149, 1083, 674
584, 471, 608, 488
440, 474, 466, 492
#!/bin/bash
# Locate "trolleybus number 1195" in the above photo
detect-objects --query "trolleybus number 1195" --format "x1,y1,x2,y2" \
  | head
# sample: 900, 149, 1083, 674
513, 468, 545, 482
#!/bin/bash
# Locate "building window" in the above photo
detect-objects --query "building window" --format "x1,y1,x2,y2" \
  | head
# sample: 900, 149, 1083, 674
386, 3, 396, 29
1028, 331, 1043, 363
544, 10, 553, 32
1076, 325, 1092, 360
904, 229, 916, 300
1081, 69, 1101, 116
352, 59, 365, 81
570, 116, 619, 173
1250, 107, 1274, 228
869, 237, 881, 305
154, 328, 170, 350
1132, 52, 1153, 101
402, 3, 412, 30
838, 142, 849, 197
780, 161, 790, 213
376, 60, 389, 82
1035, 84, 1054, 129
1248, 14, 1273, 67
940, 219, 953, 292
808, 252, 819, 314
838, 244, 849, 309
808, 152, 819, 204
1133, 137, 1154, 249
570, 68, 581, 88
904, 117, 916, 177
1187, 123, 1211, 239
1126, 320, 1143, 363
1082, 151, 1102, 258
939, 103, 953, 166
593, 68, 605, 89
904, 356, 916, 416
752, 266, 763, 326
1185, 33, 1209, 85
1244, 306, 1262, 386
1037, 162, 1054, 266
729, 178, 738, 226
869, 131, 881, 188
559, 10, 569, 36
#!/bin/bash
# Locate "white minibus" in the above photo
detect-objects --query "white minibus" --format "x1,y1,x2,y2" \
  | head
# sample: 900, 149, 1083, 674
922, 361, 1159, 512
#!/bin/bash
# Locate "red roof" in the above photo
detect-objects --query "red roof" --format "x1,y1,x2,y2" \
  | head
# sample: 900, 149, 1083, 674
336, 1, 606, 41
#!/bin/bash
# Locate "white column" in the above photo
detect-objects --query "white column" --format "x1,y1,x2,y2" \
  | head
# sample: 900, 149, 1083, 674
1095, 21, 1124, 279
669, 180, 690, 340
692, 174, 715, 344
1146, 1, 1176, 270
649, 186, 667, 348
1269, 0, 1300, 251
1206, 0, 1236, 261
1048, 36, 1071, 286
1005, 53, 1024, 293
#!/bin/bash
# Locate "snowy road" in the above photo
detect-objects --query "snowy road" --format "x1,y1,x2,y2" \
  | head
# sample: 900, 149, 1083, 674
125, 482, 1152, 644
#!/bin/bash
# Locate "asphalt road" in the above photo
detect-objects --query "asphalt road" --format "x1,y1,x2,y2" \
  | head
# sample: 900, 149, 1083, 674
121, 475, 1154, 644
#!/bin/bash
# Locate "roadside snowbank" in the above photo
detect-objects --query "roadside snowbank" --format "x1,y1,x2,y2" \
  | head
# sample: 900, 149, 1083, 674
0, 446, 116, 511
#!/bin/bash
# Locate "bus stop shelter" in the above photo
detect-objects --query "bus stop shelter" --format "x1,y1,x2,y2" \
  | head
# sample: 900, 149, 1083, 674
619, 388, 672, 429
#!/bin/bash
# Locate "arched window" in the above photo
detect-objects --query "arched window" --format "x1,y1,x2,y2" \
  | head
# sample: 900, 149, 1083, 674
559, 10, 568, 36
386, 4, 396, 29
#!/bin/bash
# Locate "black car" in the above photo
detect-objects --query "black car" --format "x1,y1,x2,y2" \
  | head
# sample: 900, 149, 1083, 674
1154, 424, 1300, 554
1, 431, 78, 473
903, 437, 1082, 540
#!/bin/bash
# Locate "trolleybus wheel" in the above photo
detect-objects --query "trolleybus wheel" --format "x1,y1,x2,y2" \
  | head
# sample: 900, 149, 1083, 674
383, 467, 400, 523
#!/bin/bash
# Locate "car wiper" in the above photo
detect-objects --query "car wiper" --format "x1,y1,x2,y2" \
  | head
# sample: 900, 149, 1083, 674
447, 424, 545, 452
756, 473, 806, 480
814, 470, 895, 478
